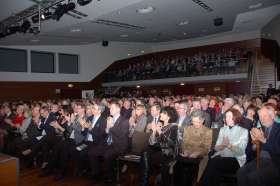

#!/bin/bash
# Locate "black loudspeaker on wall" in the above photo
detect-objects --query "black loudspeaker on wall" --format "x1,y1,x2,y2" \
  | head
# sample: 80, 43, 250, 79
102, 40, 109, 47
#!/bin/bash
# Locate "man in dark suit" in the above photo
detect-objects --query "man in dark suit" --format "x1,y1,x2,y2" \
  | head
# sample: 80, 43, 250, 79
77, 103, 107, 175
146, 104, 161, 133
237, 104, 280, 186
88, 102, 129, 182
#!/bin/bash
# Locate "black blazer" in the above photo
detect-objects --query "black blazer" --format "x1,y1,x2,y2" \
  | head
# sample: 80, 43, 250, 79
87, 115, 107, 145
107, 116, 129, 153
39, 113, 57, 135
262, 122, 280, 171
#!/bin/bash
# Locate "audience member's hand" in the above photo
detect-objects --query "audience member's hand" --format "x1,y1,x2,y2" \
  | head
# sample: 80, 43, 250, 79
50, 121, 59, 129
83, 121, 91, 129
129, 117, 135, 128
189, 151, 200, 158
146, 123, 152, 131
106, 117, 113, 132
79, 118, 87, 127
180, 150, 190, 157
250, 128, 266, 143
155, 122, 162, 134
33, 117, 40, 126
222, 136, 230, 147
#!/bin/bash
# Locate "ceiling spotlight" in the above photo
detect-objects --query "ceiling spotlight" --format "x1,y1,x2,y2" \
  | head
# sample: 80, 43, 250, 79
136, 85, 141, 88
41, 12, 52, 20
77, 0, 92, 6
178, 20, 189, 26
20, 20, 31, 33
52, 3, 75, 21
180, 82, 185, 86
137, 6, 155, 14
32, 12, 52, 23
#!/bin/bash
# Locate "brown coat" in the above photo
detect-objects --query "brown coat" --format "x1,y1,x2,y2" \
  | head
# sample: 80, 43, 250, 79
182, 125, 212, 157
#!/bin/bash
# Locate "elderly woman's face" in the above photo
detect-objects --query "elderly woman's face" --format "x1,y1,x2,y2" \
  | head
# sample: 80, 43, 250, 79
225, 111, 235, 127
191, 116, 203, 128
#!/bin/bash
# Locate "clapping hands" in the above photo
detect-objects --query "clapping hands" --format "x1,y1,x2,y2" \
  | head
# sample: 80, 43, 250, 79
250, 128, 266, 144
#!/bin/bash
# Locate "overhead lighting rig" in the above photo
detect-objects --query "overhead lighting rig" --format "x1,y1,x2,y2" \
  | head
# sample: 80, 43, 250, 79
0, 0, 92, 39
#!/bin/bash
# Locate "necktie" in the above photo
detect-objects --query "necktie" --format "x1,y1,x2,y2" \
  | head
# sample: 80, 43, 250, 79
91, 117, 95, 129
154, 117, 157, 124
264, 127, 271, 140
106, 117, 116, 145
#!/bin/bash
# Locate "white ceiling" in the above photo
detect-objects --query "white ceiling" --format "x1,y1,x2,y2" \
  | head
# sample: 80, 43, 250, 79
0, 0, 279, 45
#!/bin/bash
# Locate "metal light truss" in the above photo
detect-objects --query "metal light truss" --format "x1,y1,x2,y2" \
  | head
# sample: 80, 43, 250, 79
0, 0, 88, 28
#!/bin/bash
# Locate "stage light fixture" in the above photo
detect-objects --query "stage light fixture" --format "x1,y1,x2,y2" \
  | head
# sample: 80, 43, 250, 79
77, 0, 92, 6
52, 2, 76, 21
20, 20, 31, 33
6, 26, 21, 35
32, 12, 53, 23
52, 4, 66, 21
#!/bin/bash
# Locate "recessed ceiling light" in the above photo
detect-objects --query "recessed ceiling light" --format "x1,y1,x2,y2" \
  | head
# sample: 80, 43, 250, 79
248, 3, 263, 9
178, 21, 189, 26
180, 82, 185, 86
183, 32, 187, 35
136, 85, 141, 88
120, 34, 128, 38
128, 53, 131, 56
136, 6, 155, 14
141, 50, 145, 53
70, 28, 81, 32
30, 39, 40, 42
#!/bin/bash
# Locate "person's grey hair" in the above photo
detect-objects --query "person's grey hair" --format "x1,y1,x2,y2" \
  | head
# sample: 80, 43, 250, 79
191, 109, 205, 122
179, 101, 189, 110
95, 103, 105, 113
224, 98, 235, 107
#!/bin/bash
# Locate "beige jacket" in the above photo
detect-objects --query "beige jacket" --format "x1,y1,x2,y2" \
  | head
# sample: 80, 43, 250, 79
182, 125, 213, 157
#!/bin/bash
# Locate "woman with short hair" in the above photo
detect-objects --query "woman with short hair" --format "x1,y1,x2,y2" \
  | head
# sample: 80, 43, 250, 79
198, 108, 248, 186
140, 106, 178, 186
174, 109, 212, 186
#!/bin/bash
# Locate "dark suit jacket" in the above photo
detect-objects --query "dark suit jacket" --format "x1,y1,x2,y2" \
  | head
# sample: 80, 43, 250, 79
39, 113, 57, 135
107, 116, 129, 153
262, 122, 280, 171
86, 115, 107, 145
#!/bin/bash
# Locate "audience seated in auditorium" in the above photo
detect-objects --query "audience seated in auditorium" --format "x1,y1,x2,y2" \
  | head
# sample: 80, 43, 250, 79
0, 92, 279, 186
104, 47, 251, 82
